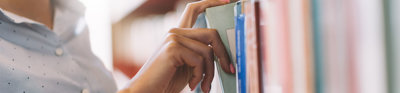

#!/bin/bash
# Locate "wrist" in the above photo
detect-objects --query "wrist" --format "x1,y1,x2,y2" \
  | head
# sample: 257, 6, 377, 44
189, 0, 231, 14
187, 1, 209, 15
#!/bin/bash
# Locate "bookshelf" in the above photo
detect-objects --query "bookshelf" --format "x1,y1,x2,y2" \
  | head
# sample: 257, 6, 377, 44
213, 0, 400, 93
110, 0, 400, 92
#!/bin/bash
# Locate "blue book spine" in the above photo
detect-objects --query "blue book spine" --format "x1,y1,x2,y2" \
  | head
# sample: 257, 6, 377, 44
235, 2, 246, 93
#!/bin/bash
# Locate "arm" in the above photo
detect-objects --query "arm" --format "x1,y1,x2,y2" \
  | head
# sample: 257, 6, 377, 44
118, 0, 233, 93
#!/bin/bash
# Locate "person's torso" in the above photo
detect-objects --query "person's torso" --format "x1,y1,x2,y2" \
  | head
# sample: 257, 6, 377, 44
0, 0, 117, 93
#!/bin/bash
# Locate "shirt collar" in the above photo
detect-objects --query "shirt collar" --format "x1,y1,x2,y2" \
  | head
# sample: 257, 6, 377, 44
51, 0, 86, 16
51, 0, 88, 42
0, 0, 88, 47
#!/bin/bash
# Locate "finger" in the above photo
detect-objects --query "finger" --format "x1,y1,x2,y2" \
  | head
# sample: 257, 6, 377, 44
165, 33, 215, 92
201, 58, 214, 93
170, 42, 205, 90
204, 0, 230, 7
169, 28, 235, 74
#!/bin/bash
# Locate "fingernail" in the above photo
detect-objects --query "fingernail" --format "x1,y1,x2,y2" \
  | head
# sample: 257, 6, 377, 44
230, 64, 235, 73
221, 0, 230, 3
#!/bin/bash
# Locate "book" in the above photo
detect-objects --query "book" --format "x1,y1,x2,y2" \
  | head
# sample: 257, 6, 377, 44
234, 1, 246, 93
259, 1, 268, 93
319, 0, 352, 93
392, 1, 400, 92
384, 0, 400, 93
287, 0, 314, 92
261, 0, 294, 93
310, 0, 325, 93
393, 1, 400, 93
205, 3, 237, 93
350, 0, 387, 93
302, 0, 315, 92
343, 1, 358, 93
243, 0, 261, 92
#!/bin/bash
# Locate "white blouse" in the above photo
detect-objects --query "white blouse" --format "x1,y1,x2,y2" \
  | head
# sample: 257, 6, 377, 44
0, 0, 117, 93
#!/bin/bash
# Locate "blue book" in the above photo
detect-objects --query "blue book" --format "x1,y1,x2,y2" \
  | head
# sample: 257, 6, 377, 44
234, 1, 246, 93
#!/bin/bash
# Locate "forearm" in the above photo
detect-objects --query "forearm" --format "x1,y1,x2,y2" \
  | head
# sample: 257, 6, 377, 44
117, 56, 181, 93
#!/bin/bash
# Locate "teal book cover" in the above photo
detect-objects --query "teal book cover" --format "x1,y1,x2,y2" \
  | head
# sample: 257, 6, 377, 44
311, 0, 324, 93
205, 3, 237, 93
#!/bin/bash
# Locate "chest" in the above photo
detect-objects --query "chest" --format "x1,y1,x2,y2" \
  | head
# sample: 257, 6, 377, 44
0, 19, 116, 93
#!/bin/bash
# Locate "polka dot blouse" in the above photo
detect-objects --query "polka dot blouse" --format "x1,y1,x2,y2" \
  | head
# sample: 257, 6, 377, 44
0, 0, 117, 93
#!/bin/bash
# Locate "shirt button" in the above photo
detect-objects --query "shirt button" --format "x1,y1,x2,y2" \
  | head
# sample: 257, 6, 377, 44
55, 48, 63, 56
82, 89, 90, 93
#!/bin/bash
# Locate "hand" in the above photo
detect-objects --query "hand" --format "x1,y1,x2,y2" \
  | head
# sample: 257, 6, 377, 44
119, 28, 235, 93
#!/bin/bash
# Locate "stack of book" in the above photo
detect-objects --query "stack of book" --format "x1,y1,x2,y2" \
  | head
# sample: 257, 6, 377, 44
199, 0, 400, 92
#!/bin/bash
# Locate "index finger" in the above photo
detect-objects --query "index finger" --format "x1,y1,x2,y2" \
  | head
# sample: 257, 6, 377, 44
168, 28, 235, 74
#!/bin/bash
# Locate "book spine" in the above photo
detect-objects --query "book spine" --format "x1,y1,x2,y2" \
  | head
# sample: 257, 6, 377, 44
393, 1, 400, 92
322, 0, 354, 92
235, 2, 246, 93
287, 0, 314, 92
264, 0, 294, 92
384, 0, 400, 93
310, 0, 325, 93
352, 0, 387, 93
302, 0, 315, 92
244, 1, 261, 93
